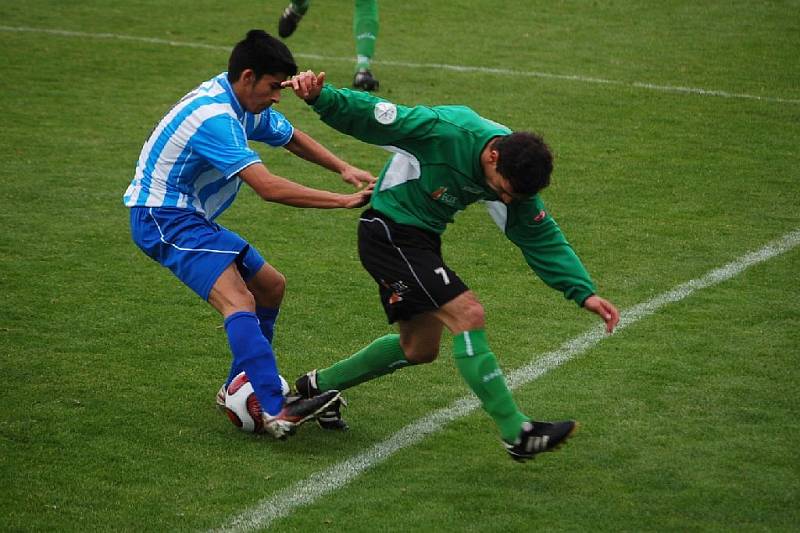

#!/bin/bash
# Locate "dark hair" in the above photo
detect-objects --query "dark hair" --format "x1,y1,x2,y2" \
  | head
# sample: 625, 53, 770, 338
494, 132, 554, 196
227, 29, 298, 82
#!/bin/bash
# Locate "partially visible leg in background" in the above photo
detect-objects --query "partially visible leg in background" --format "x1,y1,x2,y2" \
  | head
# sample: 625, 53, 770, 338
352, 0, 380, 90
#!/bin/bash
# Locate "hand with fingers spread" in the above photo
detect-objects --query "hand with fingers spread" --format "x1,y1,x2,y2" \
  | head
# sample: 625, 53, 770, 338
282, 70, 326, 102
342, 182, 374, 208
340, 164, 376, 189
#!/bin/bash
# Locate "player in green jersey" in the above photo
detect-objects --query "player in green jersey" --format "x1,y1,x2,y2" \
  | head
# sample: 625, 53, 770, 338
283, 71, 620, 461
277, 0, 380, 91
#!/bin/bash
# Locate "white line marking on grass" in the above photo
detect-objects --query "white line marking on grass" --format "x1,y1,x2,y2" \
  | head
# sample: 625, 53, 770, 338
2, 25, 799, 105
213, 228, 800, 532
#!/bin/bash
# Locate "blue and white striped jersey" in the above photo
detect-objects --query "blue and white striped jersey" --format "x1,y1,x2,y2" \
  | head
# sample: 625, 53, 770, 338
123, 73, 294, 220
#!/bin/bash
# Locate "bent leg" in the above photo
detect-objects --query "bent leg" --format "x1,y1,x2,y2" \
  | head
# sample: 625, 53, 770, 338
246, 262, 286, 343
316, 313, 443, 391
211, 263, 284, 415
316, 333, 410, 392
435, 292, 528, 443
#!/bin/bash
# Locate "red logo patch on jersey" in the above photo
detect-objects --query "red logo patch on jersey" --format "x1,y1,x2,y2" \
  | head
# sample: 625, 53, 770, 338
533, 210, 547, 222
431, 186, 447, 200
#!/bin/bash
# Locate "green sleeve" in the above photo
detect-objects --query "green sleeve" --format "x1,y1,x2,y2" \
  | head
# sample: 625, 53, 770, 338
311, 84, 437, 149
501, 196, 596, 306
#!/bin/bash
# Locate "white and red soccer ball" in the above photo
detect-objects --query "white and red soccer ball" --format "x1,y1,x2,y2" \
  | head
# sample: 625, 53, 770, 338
223, 371, 290, 433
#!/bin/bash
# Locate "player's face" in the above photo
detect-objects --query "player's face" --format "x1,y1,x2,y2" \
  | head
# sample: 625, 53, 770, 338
485, 167, 524, 204
239, 71, 287, 113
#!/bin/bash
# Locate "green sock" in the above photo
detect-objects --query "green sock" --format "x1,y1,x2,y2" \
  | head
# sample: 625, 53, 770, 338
290, 0, 311, 15
353, 0, 379, 71
453, 329, 528, 442
317, 334, 410, 391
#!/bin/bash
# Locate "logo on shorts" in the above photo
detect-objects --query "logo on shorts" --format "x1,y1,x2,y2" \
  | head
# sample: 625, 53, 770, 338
382, 279, 409, 305
533, 210, 547, 222
374, 102, 397, 125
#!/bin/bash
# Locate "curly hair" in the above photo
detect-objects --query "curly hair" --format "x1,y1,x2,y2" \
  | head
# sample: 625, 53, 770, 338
494, 132, 554, 196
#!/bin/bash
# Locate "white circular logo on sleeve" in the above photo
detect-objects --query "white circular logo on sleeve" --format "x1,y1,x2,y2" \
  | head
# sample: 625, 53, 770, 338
374, 102, 397, 125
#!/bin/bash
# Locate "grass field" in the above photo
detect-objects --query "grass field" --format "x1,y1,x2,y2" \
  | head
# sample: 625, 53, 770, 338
1, 1, 799, 531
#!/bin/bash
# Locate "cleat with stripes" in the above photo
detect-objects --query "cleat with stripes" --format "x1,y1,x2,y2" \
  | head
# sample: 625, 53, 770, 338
261, 390, 342, 439
295, 370, 349, 431
503, 420, 578, 462
277, 5, 303, 38
353, 69, 380, 91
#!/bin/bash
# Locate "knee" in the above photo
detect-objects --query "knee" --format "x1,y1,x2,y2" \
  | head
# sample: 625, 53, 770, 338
459, 300, 486, 331
252, 270, 286, 307
400, 339, 439, 364
270, 271, 286, 301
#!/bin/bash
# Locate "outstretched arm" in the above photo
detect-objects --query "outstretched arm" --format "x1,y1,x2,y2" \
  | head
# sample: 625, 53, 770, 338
239, 162, 372, 209
283, 127, 374, 189
283, 70, 436, 149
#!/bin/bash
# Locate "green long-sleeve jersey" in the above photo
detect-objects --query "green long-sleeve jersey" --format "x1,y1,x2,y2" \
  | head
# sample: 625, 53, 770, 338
311, 85, 596, 306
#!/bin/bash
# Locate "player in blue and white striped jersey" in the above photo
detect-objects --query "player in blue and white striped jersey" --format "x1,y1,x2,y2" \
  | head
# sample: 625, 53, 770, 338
123, 30, 374, 439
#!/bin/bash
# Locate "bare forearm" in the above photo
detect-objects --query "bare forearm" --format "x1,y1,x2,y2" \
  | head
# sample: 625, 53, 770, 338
257, 176, 347, 208
285, 128, 347, 174
239, 162, 370, 209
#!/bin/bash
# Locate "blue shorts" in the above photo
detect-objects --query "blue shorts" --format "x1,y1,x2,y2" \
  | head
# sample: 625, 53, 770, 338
130, 207, 266, 301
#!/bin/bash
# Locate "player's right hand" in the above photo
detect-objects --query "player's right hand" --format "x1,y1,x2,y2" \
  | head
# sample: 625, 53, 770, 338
341, 183, 374, 208
282, 70, 325, 102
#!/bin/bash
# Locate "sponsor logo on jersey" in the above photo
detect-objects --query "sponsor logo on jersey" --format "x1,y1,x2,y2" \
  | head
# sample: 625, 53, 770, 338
374, 102, 397, 125
431, 186, 458, 206
533, 210, 547, 222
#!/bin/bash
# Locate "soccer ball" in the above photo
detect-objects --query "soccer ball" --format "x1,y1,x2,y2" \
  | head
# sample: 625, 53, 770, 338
223, 371, 290, 433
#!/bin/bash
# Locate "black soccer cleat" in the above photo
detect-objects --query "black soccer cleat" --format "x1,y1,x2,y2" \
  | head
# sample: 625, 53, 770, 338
277, 4, 303, 38
503, 420, 578, 462
262, 389, 342, 439
295, 370, 349, 431
353, 69, 380, 91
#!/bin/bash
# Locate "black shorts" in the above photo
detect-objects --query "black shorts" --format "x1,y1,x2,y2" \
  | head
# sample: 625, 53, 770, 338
358, 209, 469, 323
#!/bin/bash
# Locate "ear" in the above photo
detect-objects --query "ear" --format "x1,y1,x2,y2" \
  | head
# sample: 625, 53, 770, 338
239, 68, 256, 85
488, 149, 499, 164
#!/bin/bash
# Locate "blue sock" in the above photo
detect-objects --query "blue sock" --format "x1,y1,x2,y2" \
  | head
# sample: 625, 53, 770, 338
225, 307, 279, 386
223, 311, 284, 416
256, 306, 280, 343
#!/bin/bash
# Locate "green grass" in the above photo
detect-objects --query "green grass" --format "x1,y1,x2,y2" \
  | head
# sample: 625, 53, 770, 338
1, 1, 799, 531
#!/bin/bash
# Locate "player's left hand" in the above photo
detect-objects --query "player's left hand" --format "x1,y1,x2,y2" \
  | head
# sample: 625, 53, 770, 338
340, 164, 376, 189
282, 70, 325, 102
583, 295, 620, 333
341, 182, 374, 208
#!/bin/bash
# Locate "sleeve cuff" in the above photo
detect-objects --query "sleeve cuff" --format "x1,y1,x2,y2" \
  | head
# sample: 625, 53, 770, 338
577, 292, 595, 308
310, 84, 334, 111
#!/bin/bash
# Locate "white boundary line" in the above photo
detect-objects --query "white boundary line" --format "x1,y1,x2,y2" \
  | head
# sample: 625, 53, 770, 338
7, 22, 797, 529
214, 228, 800, 532
2, 25, 799, 105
